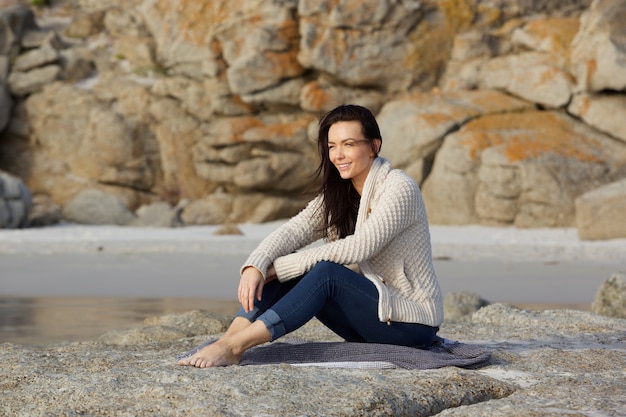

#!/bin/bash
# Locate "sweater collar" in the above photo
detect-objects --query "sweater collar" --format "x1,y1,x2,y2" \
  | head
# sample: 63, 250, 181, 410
356, 157, 391, 230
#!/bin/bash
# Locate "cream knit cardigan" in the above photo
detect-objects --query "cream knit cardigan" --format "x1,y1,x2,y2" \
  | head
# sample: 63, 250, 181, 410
241, 157, 444, 327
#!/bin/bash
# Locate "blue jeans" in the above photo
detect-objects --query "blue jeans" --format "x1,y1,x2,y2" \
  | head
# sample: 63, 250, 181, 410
234, 261, 438, 348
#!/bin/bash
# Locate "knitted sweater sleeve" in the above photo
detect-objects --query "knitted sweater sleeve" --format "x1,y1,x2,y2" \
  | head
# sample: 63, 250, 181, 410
273, 173, 419, 282
240, 195, 327, 279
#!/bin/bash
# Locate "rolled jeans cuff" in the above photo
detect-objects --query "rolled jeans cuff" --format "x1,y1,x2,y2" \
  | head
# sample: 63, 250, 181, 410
257, 308, 286, 342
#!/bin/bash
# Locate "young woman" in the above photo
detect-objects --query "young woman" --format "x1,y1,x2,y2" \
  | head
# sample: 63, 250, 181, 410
178, 104, 443, 368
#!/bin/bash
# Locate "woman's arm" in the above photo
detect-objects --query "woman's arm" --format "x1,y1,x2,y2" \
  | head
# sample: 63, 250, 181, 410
239, 195, 326, 280
273, 174, 421, 281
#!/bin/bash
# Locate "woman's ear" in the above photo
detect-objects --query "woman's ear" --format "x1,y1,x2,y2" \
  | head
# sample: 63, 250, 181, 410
373, 138, 382, 155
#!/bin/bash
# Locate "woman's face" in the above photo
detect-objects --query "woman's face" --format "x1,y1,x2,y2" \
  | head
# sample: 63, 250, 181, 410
327, 121, 379, 194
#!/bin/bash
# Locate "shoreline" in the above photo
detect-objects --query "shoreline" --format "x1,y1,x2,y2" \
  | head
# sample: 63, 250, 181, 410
1, 222, 623, 346
0, 295, 592, 346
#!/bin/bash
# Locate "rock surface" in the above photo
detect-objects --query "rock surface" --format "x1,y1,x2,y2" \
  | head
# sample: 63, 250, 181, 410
1, 0, 625, 238
422, 110, 626, 227
592, 272, 626, 318
62, 188, 136, 225
0, 169, 30, 228
1, 304, 624, 416
443, 291, 490, 322
575, 178, 626, 240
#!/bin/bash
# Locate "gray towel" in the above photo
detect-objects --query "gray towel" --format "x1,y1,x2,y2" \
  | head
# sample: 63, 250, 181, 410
177, 337, 491, 370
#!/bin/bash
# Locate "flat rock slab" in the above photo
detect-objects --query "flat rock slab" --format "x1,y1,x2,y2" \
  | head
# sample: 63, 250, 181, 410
0, 340, 512, 417
1, 304, 625, 416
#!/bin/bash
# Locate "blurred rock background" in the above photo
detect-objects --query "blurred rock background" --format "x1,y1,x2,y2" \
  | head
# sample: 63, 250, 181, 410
1, 0, 625, 239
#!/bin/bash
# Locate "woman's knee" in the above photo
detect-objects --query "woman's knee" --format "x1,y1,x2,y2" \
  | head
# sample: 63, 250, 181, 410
310, 260, 345, 277
308, 261, 373, 292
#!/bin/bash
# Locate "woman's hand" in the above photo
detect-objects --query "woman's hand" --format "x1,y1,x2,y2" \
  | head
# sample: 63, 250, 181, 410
266, 264, 277, 281
238, 266, 265, 313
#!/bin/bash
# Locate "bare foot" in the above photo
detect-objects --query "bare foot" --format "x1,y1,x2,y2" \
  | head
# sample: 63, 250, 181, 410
177, 320, 270, 368
177, 340, 241, 368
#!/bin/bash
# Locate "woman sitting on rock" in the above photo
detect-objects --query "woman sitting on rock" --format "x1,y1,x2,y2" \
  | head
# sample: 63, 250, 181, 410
178, 104, 444, 368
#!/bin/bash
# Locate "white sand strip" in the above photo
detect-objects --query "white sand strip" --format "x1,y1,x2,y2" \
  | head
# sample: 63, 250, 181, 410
0, 221, 624, 262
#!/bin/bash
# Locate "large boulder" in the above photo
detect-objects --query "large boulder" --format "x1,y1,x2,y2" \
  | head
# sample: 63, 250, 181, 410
22, 82, 159, 208
8, 64, 61, 96
298, 0, 450, 93
510, 17, 580, 58
147, 96, 218, 201
568, 93, 626, 144
299, 76, 385, 114
137, 0, 304, 97
63, 188, 136, 225
570, 0, 626, 92
439, 29, 493, 92
192, 113, 318, 193
11, 47, 60, 72
73, 107, 154, 190
575, 178, 626, 240
441, 17, 580, 93
181, 192, 310, 225
478, 52, 575, 108
0, 169, 31, 228
378, 89, 532, 184
422, 111, 626, 226
0, 4, 37, 58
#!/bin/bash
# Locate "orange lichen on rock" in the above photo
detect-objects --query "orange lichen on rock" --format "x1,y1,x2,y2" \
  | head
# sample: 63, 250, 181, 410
246, 117, 311, 144
523, 18, 580, 54
459, 112, 605, 163
402, 12, 455, 86
419, 112, 459, 128
154, 0, 257, 46
261, 50, 304, 76
301, 81, 337, 112
208, 117, 265, 145
584, 59, 598, 90
455, 90, 531, 114
438, 0, 475, 32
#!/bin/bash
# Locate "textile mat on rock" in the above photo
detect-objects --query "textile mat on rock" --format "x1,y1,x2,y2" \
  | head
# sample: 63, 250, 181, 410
176, 337, 492, 370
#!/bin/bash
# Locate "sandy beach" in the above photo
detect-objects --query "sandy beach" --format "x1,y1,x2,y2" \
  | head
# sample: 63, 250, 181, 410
1, 221, 624, 345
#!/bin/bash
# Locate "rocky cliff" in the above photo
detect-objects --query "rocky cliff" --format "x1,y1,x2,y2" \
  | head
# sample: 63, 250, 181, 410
1, 0, 625, 238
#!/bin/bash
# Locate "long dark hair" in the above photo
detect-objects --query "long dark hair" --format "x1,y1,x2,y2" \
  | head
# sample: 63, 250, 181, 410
314, 104, 382, 239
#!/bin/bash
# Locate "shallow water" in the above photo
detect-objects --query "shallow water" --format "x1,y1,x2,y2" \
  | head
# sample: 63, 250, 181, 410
0, 296, 240, 345
0, 296, 591, 346
1, 253, 619, 345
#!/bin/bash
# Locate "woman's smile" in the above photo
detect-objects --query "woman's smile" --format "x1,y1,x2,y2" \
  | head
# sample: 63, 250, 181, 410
328, 121, 378, 194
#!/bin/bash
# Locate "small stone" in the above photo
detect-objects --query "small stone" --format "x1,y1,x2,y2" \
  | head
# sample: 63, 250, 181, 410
592, 272, 626, 319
